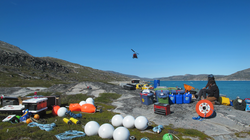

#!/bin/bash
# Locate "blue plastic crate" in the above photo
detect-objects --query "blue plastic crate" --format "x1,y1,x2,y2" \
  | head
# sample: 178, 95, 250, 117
140, 93, 154, 105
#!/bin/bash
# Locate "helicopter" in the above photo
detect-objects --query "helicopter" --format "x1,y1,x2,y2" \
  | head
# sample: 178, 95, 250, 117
131, 49, 139, 59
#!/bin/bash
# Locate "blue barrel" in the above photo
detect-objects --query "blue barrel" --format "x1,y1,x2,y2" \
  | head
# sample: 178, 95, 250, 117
154, 80, 160, 88
169, 94, 176, 104
183, 93, 191, 104
176, 94, 183, 104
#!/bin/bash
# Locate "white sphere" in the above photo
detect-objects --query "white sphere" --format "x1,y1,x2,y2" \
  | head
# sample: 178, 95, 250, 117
113, 127, 130, 140
79, 101, 86, 106
122, 115, 135, 129
98, 123, 114, 139
84, 121, 100, 136
86, 98, 94, 103
111, 114, 124, 127
57, 107, 67, 117
134, 116, 148, 130
86, 102, 94, 105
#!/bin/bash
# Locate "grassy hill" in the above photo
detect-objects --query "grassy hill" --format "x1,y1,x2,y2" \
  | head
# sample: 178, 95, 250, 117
0, 41, 131, 87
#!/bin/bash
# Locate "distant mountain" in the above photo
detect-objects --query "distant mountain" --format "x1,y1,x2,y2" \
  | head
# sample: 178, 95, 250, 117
156, 68, 250, 81
158, 74, 226, 81
218, 68, 250, 81
0, 40, 249, 88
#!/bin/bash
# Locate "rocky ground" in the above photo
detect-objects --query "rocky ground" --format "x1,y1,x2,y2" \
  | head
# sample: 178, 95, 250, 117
1, 81, 250, 140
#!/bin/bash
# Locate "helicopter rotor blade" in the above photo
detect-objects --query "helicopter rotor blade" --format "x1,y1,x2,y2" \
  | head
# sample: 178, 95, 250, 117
131, 49, 135, 52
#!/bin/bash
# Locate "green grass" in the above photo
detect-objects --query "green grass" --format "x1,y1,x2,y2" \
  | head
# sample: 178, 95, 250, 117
0, 93, 213, 140
94, 93, 122, 104
0, 70, 69, 87
0, 63, 130, 88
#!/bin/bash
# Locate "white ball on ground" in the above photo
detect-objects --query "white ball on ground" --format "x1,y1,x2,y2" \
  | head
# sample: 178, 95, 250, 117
111, 114, 124, 127
113, 127, 130, 140
98, 123, 114, 139
84, 121, 100, 136
134, 116, 148, 130
57, 107, 67, 117
86, 97, 94, 104
122, 115, 135, 129
86, 102, 94, 105
79, 101, 86, 106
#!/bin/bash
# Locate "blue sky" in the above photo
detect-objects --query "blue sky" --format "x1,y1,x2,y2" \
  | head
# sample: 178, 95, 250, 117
1, 0, 249, 78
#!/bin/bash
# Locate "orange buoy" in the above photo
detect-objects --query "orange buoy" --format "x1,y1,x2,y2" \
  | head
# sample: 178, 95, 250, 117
34, 114, 40, 120
52, 105, 60, 116
80, 103, 96, 113
26, 118, 32, 124
195, 99, 214, 118
69, 103, 81, 112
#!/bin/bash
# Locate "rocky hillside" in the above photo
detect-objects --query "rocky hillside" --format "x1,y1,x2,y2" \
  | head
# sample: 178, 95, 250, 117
0, 41, 131, 87
0, 41, 30, 55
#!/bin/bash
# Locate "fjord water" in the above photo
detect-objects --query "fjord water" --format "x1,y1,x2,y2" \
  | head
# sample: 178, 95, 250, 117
150, 81, 250, 100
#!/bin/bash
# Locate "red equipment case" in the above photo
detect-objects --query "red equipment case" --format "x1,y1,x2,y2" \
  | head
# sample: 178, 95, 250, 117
154, 102, 170, 116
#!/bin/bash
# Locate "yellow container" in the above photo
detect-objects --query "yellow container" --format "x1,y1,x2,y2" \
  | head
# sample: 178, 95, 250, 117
70, 117, 81, 124
219, 97, 231, 106
63, 118, 72, 124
